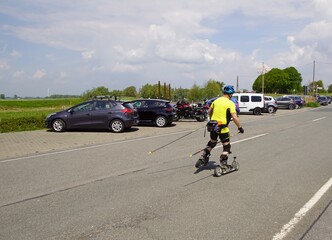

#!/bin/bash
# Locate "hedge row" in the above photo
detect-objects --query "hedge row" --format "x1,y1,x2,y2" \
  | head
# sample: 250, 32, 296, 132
0, 116, 46, 133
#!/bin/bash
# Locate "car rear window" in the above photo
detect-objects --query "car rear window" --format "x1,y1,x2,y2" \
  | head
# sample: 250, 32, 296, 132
122, 102, 134, 109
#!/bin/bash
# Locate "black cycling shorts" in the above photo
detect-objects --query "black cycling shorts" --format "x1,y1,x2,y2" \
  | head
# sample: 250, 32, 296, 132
210, 131, 230, 143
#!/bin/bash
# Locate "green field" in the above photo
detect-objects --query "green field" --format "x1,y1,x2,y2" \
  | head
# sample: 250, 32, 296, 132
0, 98, 82, 133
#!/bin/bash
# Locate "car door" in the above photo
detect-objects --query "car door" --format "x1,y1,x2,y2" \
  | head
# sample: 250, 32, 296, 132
90, 100, 115, 128
67, 102, 94, 128
132, 100, 149, 123
238, 95, 250, 112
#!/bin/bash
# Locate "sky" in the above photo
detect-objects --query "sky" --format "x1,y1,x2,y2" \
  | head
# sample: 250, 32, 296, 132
1, 0, 332, 97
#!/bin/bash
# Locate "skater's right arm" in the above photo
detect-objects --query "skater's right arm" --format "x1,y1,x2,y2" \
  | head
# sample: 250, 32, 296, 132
231, 113, 243, 133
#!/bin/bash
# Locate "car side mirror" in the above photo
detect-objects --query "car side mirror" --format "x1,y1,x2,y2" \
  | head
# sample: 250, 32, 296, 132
68, 109, 74, 114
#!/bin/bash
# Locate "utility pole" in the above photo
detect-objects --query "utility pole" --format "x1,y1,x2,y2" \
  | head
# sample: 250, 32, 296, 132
262, 62, 265, 95
312, 60, 316, 96
236, 75, 239, 92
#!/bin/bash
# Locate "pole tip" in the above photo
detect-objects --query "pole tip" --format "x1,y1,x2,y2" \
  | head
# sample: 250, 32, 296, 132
148, 151, 152, 154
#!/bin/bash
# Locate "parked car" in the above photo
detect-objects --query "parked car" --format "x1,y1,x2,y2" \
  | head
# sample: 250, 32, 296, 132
231, 97, 240, 115
274, 97, 296, 110
317, 96, 329, 106
232, 93, 264, 115
284, 95, 306, 108
128, 99, 175, 127
325, 96, 331, 104
264, 96, 278, 113
45, 97, 138, 133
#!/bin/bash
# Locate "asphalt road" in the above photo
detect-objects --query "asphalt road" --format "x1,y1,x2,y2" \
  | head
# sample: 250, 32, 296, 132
0, 107, 331, 240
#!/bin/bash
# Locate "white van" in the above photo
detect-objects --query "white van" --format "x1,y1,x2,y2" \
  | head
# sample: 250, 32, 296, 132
232, 93, 264, 115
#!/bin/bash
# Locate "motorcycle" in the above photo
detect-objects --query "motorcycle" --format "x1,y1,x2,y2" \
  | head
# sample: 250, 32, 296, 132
173, 101, 208, 122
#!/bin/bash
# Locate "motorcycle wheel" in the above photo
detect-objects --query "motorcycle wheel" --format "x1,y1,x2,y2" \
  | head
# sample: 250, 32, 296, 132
196, 115, 205, 122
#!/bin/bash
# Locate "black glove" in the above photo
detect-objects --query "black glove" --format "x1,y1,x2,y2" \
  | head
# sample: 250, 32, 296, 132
238, 127, 244, 133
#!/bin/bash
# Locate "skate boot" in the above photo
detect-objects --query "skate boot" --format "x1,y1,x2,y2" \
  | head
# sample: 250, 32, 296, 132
219, 155, 229, 170
195, 152, 210, 168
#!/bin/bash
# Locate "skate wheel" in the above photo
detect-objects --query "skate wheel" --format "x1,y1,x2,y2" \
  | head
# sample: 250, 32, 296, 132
232, 160, 239, 171
214, 165, 224, 177
195, 159, 203, 168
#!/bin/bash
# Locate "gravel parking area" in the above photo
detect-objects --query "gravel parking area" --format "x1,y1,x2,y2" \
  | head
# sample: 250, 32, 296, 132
0, 108, 310, 160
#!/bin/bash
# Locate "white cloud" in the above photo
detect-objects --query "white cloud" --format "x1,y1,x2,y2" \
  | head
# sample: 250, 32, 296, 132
112, 63, 141, 72
82, 50, 95, 60
0, 60, 10, 70
13, 70, 25, 79
32, 69, 46, 79
10, 50, 21, 57
1, 0, 332, 96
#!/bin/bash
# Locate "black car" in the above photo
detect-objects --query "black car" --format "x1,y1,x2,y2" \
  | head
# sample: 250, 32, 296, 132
327, 96, 332, 104
128, 99, 175, 127
284, 95, 306, 108
317, 96, 329, 106
45, 98, 138, 133
275, 97, 296, 110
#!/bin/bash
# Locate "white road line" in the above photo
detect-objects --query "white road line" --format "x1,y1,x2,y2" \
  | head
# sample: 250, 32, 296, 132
312, 116, 326, 122
272, 177, 332, 240
215, 133, 269, 149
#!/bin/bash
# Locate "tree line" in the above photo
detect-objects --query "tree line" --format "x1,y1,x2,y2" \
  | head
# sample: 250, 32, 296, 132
81, 65, 331, 101
81, 79, 225, 102
3, 66, 331, 100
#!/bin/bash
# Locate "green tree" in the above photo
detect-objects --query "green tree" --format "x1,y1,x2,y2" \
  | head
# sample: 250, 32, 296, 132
283, 66, 303, 92
122, 86, 137, 97
139, 84, 162, 99
110, 90, 122, 98
202, 79, 222, 98
187, 84, 202, 101
173, 87, 189, 100
328, 84, 332, 93
81, 86, 110, 100
253, 67, 302, 94
0, 94, 5, 99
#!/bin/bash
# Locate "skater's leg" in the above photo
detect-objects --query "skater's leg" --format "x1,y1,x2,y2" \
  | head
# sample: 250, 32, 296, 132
219, 132, 231, 166
196, 132, 218, 168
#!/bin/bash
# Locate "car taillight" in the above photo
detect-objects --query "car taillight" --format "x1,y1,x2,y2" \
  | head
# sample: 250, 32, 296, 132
165, 107, 173, 112
122, 108, 134, 114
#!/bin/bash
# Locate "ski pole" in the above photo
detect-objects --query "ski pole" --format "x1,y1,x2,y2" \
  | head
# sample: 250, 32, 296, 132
148, 125, 205, 155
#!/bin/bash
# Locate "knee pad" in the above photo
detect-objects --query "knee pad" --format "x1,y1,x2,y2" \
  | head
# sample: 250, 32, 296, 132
207, 140, 217, 149
222, 142, 231, 154
205, 140, 217, 154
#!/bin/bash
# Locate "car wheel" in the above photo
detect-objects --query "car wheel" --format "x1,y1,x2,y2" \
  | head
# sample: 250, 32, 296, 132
288, 104, 295, 110
155, 115, 168, 127
110, 119, 125, 133
253, 107, 262, 115
52, 119, 66, 132
173, 114, 179, 122
267, 106, 275, 114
